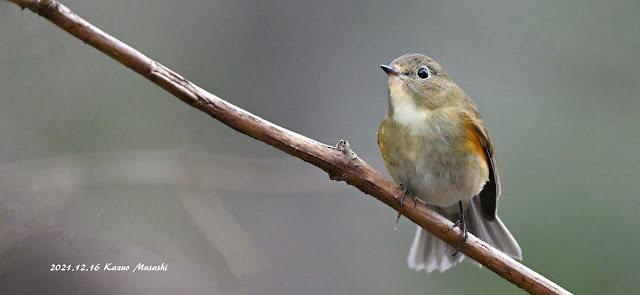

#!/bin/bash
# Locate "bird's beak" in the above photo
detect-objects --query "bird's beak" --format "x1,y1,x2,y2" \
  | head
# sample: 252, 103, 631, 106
380, 65, 399, 76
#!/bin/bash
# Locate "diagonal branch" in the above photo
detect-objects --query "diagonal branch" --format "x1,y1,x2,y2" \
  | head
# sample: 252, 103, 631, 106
6, 1, 571, 294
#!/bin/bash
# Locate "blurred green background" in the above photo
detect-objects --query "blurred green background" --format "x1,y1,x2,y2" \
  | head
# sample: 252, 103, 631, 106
2, 0, 639, 294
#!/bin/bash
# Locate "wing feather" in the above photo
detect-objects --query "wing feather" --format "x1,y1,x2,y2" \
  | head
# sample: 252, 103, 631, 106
465, 112, 500, 220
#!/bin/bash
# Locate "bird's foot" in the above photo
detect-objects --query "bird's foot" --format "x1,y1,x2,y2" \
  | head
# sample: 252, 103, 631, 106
394, 183, 413, 230
451, 201, 467, 256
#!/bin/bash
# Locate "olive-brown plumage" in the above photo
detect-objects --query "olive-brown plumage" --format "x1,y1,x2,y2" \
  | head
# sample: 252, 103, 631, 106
378, 54, 521, 272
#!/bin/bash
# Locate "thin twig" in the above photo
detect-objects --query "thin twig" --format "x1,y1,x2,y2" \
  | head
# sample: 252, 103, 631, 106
6, 1, 571, 294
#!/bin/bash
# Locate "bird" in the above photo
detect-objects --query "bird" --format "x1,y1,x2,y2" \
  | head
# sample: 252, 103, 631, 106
377, 53, 522, 272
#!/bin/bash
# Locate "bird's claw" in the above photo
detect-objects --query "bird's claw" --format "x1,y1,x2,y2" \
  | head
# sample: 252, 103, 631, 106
451, 201, 467, 256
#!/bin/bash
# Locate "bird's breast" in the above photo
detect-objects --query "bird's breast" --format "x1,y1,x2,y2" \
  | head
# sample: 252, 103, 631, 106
378, 109, 488, 207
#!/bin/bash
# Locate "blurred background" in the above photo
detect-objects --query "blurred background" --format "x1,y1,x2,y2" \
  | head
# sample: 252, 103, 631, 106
1, 0, 639, 294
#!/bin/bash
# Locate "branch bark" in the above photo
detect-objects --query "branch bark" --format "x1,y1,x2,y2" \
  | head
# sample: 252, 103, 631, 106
6, 1, 571, 294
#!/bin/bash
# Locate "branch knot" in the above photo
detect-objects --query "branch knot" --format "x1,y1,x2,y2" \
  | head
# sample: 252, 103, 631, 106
335, 140, 357, 161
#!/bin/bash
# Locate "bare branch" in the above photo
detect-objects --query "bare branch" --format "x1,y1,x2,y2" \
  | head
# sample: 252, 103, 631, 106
6, 1, 571, 294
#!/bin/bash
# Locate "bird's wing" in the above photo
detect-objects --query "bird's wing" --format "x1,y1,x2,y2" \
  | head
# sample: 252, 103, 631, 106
465, 112, 500, 220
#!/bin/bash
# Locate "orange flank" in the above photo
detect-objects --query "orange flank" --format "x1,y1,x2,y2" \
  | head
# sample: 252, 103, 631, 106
465, 122, 488, 164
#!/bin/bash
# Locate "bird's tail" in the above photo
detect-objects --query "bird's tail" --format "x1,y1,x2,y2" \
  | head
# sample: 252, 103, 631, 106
407, 197, 522, 273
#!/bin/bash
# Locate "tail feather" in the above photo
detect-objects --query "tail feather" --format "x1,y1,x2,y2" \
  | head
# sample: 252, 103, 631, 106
407, 197, 521, 273
408, 225, 466, 272
467, 197, 522, 259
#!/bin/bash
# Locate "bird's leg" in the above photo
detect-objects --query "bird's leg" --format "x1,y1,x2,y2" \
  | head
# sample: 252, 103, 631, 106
397, 183, 408, 206
395, 183, 410, 231
451, 201, 468, 256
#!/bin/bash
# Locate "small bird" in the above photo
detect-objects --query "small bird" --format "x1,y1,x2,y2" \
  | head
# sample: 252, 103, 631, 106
377, 53, 522, 272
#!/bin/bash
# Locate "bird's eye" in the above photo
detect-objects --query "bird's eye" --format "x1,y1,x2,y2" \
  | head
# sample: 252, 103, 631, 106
417, 68, 430, 79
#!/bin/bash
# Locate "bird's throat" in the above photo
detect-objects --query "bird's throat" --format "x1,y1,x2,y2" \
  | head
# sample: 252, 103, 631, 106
388, 80, 430, 129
